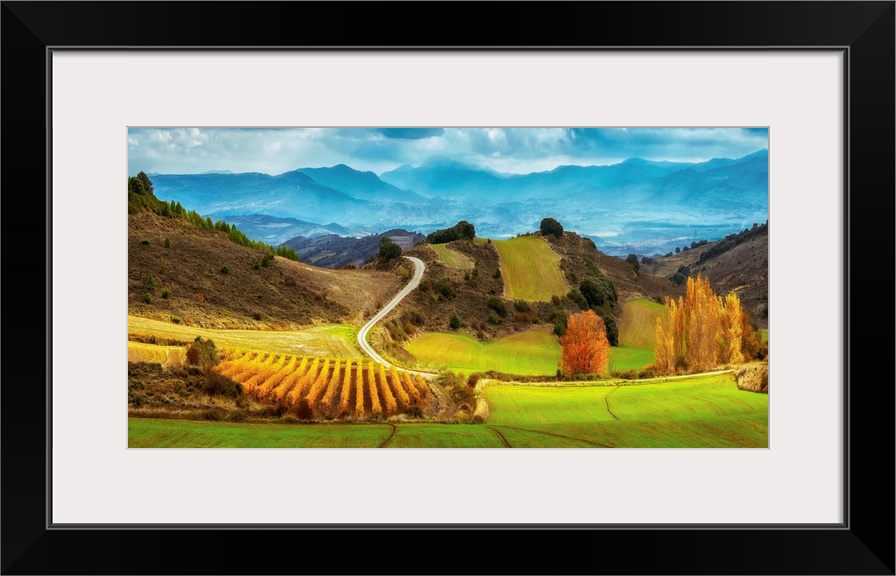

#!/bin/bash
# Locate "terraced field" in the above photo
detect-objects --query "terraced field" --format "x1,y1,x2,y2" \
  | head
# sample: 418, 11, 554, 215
128, 315, 360, 358
430, 243, 474, 269
492, 236, 568, 302
128, 373, 768, 448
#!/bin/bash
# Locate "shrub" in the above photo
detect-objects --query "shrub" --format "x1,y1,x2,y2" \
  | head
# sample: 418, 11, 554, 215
626, 254, 640, 271
170, 315, 182, 324
539, 217, 564, 238
163, 237, 171, 248
220, 265, 229, 274
161, 289, 170, 299
487, 297, 508, 318
142, 292, 152, 304
146, 275, 157, 291
492, 268, 501, 279
513, 300, 531, 313
139, 238, 150, 245
449, 313, 461, 330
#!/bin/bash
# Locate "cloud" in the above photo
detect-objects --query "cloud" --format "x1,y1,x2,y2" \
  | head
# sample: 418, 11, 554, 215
128, 127, 768, 176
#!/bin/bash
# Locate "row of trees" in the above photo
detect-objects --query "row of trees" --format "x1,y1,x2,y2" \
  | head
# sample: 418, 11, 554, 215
128, 172, 299, 261
654, 274, 765, 374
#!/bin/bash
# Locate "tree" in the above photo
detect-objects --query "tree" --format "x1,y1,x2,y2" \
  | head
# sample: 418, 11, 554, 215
625, 254, 640, 271
448, 313, 461, 330
379, 236, 402, 260
539, 217, 564, 238
559, 310, 610, 376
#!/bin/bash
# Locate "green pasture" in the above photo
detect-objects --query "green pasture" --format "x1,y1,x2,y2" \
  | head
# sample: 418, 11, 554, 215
618, 298, 664, 350
405, 330, 560, 375
405, 330, 653, 376
492, 237, 568, 301
430, 244, 474, 269
129, 373, 767, 448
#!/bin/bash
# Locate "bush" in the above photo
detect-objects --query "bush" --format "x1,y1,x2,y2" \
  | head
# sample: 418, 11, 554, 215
220, 265, 229, 274
139, 238, 151, 245
161, 289, 170, 299
492, 268, 501, 279
626, 254, 640, 271
142, 292, 153, 304
513, 300, 531, 313
378, 236, 403, 260
449, 313, 461, 330
186, 337, 219, 369
146, 275, 157, 291
487, 297, 508, 318
170, 315, 181, 324
164, 237, 171, 248
203, 372, 242, 398
539, 217, 564, 238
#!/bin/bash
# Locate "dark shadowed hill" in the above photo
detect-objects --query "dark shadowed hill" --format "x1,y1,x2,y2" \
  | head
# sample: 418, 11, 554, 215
281, 229, 425, 269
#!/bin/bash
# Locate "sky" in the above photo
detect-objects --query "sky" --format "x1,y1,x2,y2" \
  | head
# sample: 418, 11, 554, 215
128, 127, 768, 177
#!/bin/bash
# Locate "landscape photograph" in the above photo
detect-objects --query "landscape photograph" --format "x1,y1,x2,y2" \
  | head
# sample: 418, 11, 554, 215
127, 127, 769, 448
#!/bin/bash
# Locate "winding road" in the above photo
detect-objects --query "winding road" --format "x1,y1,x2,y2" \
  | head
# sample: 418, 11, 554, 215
356, 256, 426, 369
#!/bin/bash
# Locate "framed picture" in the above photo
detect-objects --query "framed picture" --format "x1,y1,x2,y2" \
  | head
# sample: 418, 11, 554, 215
4, 2, 892, 574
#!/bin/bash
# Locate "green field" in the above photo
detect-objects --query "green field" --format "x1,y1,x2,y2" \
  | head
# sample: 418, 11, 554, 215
609, 346, 655, 372
492, 237, 568, 301
128, 315, 361, 358
486, 374, 768, 447
430, 244, 474, 269
405, 330, 560, 375
129, 373, 767, 448
618, 298, 664, 349
405, 330, 653, 376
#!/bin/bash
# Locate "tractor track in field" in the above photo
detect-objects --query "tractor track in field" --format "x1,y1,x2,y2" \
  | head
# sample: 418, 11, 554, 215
605, 385, 620, 420
378, 423, 397, 448
494, 425, 612, 448
487, 426, 512, 448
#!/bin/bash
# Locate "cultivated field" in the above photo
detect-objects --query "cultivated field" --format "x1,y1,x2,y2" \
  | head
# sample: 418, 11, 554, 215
127, 341, 186, 369
486, 373, 768, 447
405, 329, 654, 375
128, 315, 360, 358
430, 243, 475, 270
128, 373, 767, 448
405, 330, 561, 375
215, 350, 429, 419
493, 237, 568, 301
618, 298, 665, 349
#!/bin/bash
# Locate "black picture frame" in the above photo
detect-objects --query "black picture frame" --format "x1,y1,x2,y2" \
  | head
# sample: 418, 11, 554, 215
2, 2, 892, 574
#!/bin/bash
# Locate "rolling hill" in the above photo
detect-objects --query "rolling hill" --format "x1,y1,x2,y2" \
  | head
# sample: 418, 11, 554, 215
281, 228, 425, 269
128, 191, 405, 329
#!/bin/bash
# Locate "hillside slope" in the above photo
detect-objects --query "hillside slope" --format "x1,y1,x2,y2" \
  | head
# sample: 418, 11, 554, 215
129, 211, 402, 328
641, 224, 768, 326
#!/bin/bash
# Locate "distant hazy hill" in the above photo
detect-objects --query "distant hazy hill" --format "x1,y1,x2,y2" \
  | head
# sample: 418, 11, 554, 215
216, 214, 351, 246
145, 150, 768, 257
282, 228, 425, 269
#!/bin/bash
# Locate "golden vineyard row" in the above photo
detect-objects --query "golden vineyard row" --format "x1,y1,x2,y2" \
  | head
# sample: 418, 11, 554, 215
215, 349, 429, 419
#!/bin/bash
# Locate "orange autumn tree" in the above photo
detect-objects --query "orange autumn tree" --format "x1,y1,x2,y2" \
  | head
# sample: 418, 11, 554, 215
559, 310, 610, 376
654, 274, 765, 375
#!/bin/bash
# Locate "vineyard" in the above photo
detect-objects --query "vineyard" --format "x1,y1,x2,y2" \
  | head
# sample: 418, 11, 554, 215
214, 349, 430, 420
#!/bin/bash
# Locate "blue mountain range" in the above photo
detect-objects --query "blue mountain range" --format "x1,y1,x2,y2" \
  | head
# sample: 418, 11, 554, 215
146, 150, 768, 257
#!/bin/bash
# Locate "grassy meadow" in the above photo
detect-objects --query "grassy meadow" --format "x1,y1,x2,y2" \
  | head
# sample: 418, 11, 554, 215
129, 373, 767, 448
430, 243, 475, 269
492, 237, 569, 301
